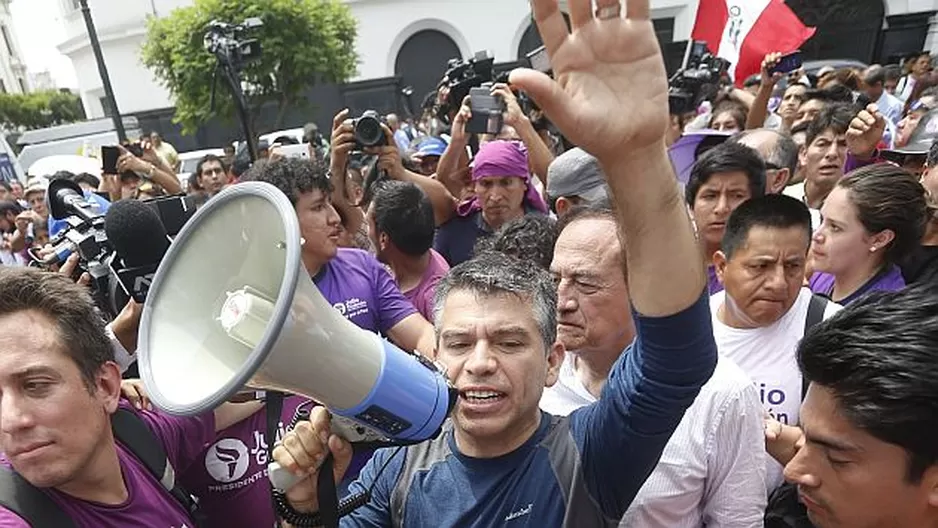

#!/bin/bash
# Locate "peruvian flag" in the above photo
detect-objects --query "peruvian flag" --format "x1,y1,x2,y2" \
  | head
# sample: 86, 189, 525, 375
691, 0, 816, 87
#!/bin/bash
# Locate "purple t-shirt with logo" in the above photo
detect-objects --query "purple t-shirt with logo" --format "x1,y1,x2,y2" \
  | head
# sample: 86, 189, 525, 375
0, 400, 214, 527
316, 248, 418, 334
403, 249, 450, 323
809, 265, 906, 305
181, 248, 417, 528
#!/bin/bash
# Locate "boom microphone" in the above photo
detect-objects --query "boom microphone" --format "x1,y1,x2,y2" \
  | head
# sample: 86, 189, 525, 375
105, 200, 172, 303
48, 178, 100, 222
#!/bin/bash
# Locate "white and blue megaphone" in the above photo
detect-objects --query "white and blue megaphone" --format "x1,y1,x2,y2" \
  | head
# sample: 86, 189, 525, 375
136, 182, 456, 490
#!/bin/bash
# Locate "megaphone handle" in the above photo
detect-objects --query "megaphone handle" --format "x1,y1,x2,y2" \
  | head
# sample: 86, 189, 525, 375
267, 461, 302, 492
265, 455, 340, 528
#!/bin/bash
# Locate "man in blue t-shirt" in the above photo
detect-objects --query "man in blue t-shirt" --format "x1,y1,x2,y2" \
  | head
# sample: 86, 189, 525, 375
271, 1, 719, 525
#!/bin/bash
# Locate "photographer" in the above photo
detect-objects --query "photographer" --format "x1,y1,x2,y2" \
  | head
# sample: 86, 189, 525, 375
330, 109, 458, 228
434, 83, 555, 204
100, 143, 182, 202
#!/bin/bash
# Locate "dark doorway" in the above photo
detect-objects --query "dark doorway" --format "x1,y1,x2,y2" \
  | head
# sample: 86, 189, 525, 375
517, 13, 571, 58
395, 30, 462, 107
786, 0, 885, 62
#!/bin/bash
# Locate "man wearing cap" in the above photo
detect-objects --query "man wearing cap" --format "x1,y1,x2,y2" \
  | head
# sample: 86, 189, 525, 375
546, 148, 610, 216
433, 140, 548, 267
412, 137, 448, 176
6, 180, 49, 255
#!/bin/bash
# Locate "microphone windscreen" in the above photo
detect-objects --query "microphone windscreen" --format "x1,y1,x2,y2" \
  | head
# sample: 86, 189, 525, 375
105, 199, 171, 268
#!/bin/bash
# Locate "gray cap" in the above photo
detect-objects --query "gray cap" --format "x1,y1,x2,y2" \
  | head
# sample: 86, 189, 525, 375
546, 148, 608, 203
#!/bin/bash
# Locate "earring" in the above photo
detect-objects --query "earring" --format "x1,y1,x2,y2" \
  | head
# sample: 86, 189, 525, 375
869, 246, 877, 252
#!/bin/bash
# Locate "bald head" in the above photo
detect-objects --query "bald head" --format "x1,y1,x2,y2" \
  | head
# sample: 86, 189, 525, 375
864, 65, 886, 100
730, 129, 798, 194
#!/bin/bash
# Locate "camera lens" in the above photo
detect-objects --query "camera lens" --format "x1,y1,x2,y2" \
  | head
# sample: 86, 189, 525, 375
355, 116, 383, 147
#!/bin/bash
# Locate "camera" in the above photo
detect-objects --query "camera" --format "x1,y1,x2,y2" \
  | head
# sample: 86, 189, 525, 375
668, 40, 731, 115
203, 17, 263, 69
353, 110, 388, 149
437, 51, 496, 123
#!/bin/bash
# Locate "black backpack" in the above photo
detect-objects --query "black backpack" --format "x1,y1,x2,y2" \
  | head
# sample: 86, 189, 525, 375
0, 408, 201, 528
764, 294, 828, 528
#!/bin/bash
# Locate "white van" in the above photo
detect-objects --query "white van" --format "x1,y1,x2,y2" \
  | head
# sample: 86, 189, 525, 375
16, 116, 143, 177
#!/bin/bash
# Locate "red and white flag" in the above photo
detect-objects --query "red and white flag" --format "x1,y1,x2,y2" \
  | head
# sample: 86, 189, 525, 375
691, 0, 816, 87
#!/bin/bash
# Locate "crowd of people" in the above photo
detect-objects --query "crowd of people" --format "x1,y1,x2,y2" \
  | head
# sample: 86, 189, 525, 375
0, 0, 937, 527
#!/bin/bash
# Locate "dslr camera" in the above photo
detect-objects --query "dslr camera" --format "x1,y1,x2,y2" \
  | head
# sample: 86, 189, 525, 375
352, 110, 388, 149
668, 41, 731, 115
437, 51, 496, 123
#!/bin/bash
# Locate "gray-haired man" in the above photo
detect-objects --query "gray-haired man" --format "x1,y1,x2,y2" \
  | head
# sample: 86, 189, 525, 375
270, 0, 718, 525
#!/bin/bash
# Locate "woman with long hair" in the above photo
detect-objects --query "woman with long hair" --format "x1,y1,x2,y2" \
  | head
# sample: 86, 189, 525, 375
809, 164, 927, 304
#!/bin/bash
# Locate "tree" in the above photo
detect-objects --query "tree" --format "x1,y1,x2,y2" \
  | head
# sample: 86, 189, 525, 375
141, 0, 358, 135
0, 90, 85, 131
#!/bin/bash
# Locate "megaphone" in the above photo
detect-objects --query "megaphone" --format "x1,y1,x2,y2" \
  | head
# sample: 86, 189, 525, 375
137, 182, 456, 489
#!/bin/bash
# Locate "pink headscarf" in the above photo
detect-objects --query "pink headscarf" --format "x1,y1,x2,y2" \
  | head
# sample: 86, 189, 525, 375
455, 140, 549, 217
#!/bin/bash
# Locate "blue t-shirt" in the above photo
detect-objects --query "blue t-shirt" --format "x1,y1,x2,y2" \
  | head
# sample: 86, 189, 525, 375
340, 292, 718, 527
48, 191, 112, 238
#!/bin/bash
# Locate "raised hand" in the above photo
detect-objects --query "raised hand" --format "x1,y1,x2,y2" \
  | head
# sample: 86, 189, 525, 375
760, 52, 784, 88
846, 104, 886, 160
509, 0, 668, 162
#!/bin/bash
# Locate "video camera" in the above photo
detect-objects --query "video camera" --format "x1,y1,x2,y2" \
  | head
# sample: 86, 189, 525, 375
203, 17, 263, 70
41, 179, 197, 319
437, 51, 496, 123
668, 41, 731, 115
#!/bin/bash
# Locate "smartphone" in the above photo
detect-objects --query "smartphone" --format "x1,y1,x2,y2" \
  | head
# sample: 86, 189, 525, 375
467, 87, 505, 135
770, 51, 803, 75
101, 145, 120, 174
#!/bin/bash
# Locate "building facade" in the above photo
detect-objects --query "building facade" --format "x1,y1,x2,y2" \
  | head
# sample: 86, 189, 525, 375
56, 0, 938, 120
0, 0, 29, 94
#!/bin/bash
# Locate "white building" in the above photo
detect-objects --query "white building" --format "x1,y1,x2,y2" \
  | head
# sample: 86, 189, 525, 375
56, 0, 938, 119
0, 0, 29, 94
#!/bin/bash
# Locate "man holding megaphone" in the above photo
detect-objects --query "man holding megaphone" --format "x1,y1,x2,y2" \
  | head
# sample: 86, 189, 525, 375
268, 0, 719, 525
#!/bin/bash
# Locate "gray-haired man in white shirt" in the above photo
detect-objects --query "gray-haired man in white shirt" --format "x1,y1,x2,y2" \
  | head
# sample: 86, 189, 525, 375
540, 205, 766, 527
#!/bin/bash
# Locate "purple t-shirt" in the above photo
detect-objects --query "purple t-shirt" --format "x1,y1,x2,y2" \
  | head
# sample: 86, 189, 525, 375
707, 265, 723, 295
809, 265, 906, 305
403, 249, 450, 323
181, 248, 417, 528
0, 400, 214, 527
315, 248, 418, 334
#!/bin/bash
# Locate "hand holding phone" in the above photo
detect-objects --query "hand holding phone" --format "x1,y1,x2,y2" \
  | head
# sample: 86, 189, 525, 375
769, 51, 803, 76
466, 87, 505, 136
101, 145, 120, 174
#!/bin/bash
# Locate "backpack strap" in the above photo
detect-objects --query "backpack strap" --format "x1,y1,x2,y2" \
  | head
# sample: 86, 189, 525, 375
0, 409, 201, 528
111, 408, 201, 524
801, 295, 829, 400
0, 467, 76, 528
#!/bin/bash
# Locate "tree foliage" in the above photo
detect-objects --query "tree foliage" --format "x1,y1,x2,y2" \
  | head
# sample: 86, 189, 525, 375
141, 0, 358, 135
0, 90, 85, 131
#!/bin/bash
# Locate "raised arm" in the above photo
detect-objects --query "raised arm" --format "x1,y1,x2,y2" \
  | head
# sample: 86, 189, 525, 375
511, 0, 717, 519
